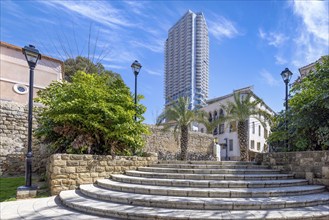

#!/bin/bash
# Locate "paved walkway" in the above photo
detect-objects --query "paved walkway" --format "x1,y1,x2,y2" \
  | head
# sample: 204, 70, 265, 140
0, 196, 116, 220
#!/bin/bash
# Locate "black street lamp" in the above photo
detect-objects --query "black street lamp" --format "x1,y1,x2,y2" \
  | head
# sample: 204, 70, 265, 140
131, 60, 142, 121
18, 45, 41, 191
281, 68, 293, 151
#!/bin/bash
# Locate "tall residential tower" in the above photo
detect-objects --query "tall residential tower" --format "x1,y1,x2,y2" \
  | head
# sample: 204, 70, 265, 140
165, 10, 209, 109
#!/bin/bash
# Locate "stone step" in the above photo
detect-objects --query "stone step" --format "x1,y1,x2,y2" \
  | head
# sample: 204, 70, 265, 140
158, 160, 258, 165
60, 190, 329, 219
152, 163, 270, 169
80, 184, 329, 210
96, 179, 325, 198
138, 167, 280, 174
126, 170, 295, 180
111, 174, 308, 188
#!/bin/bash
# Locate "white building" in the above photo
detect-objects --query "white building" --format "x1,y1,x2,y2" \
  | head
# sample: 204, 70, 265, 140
165, 10, 209, 109
198, 86, 275, 161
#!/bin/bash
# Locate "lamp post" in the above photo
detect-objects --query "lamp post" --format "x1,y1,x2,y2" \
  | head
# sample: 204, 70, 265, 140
19, 45, 41, 190
281, 68, 293, 151
131, 60, 142, 121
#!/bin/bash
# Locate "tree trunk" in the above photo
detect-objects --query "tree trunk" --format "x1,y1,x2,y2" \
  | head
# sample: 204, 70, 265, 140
180, 125, 189, 160
238, 121, 248, 161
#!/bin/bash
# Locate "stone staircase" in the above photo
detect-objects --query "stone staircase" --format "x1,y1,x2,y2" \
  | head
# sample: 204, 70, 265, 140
59, 161, 329, 219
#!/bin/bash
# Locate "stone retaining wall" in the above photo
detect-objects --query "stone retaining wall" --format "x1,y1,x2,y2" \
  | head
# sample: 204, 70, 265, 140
256, 151, 329, 189
144, 125, 214, 160
0, 100, 50, 176
1, 100, 215, 176
47, 153, 158, 195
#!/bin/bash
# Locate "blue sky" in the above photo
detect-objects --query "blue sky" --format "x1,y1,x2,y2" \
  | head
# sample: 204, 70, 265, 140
1, 0, 328, 124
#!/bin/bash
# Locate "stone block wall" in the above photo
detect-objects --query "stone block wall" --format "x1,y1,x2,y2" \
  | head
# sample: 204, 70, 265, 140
0, 100, 49, 176
1, 100, 215, 176
144, 125, 214, 160
256, 151, 329, 189
47, 153, 158, 195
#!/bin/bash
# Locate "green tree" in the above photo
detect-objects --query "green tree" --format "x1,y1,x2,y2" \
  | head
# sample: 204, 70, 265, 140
156, 97, 201, 160
63, 56, 120, 82
288, 55, 329, 150
35, 71, 149, 155
221, 92, 272, 161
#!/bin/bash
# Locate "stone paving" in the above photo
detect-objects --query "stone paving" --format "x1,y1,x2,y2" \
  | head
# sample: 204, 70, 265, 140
0, 196, 116, 219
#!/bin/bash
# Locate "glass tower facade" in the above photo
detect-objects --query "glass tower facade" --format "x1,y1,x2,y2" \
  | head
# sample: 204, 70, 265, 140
165, 10, 209, 109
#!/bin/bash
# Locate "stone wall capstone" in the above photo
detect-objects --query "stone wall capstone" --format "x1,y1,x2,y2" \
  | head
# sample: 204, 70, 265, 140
47, 153, 158, 195
256, 151, 329, 189
144, 125, 214, 160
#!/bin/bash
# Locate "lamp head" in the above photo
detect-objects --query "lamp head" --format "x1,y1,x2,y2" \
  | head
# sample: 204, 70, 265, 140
281, 68, 293, 84
22, 45, 41, 68
131, 60, 142, 76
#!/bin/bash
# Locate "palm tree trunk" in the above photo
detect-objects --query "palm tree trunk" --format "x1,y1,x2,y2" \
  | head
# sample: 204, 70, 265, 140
238, 121, 248, 161
180, 125, 189, 160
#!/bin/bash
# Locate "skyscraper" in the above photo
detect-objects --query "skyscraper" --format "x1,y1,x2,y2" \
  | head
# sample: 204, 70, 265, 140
165, 10, 209, 109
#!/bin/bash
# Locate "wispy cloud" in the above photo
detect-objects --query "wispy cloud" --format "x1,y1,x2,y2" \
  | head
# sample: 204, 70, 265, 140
208, 15, 240, 41
260, 69, 280, 86
103, 64, 126, 70
130, 39, 164, 53
290, 0, 329, 67
144, 68, 162, 76
275, 55, 288, 65
40, 1, 131, 29
258, 28, 288, 47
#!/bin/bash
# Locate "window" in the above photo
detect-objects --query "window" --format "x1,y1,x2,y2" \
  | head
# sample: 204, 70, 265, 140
213, 127, 218, 135
250, 140, 255, 149
264, 144, 268, 152
229, 121, 237, 132
208, 112, 212, 122
257, 142, 261, 151
252, 122, 255, 134
13, 84, 28, 95
219, 124, 225, 134
229, 139, 233, 151
258, 125, 261, 136
264, 128, 268, 138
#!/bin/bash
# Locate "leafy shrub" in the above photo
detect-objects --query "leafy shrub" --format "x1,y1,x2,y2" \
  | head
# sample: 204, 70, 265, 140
35, 71, 149, 155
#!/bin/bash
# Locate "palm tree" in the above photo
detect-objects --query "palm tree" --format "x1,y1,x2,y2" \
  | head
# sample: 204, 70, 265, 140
156, 97, 200, 160
221, 92, 272, 161
196, 110, 225, 135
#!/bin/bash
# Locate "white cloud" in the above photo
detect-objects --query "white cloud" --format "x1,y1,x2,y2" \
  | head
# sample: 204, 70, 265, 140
208, 16, 240, 41
258, 28, 288, 47
260, 69, 280, 86
40, 1, 131, 29
293, 1, 328, 42
275, 55, 288, 65
103, 64, 126, 70
291, 0, 329, 67
130, 39, 164, 53
144, 68, 162, 76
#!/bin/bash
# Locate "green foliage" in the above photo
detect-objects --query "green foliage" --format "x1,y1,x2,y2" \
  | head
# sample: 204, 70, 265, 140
269, 55, 329, 151
64, 56, 120, 82
35, 71, 149, 155
221, 92, 272, 126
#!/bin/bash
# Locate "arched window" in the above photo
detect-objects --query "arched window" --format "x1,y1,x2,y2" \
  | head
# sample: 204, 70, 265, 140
214, 110, 218, 119
208, 112, 212, 122
219, 109, 224, 117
